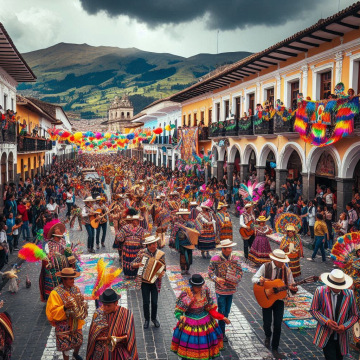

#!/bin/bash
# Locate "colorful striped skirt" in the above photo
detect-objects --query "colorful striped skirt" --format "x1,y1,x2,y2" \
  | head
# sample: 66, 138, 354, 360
55, 320, 83, 352
248, 235, 271, 266
122, 241, 143, 277
288, 251, 301, 278
219, 222, 233, 241
171, 312, 223, 359
197, 229, 216, 251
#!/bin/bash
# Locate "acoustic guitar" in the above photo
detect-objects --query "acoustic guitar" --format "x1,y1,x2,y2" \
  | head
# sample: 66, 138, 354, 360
239, 220, 254, 239
90, 205, 116, 229
253, 275, 319, 308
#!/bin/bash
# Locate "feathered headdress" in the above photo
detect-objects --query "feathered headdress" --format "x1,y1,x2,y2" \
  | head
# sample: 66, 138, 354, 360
330, 232, 360, 270
91, 258, 122, 299
18, 243, 48, 262
238, 180, 265, 203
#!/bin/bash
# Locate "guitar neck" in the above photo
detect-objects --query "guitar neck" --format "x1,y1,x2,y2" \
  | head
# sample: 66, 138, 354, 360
275, 277, 313, 292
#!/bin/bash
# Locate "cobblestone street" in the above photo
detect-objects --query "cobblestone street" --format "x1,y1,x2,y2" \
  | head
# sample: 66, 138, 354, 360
0, 201, 358, 360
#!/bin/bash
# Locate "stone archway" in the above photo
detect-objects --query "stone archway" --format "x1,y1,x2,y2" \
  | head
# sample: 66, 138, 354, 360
259, 143, 278, 181
242, 144, 258, 181
8, 152, 13, 182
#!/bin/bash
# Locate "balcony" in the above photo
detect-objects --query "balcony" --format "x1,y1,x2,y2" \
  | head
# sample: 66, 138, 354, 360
17, 136, 52, 153
274, 113, 296, 134
254, 116, 274, 136
0, 122, 16, 143
198, 126, 209, 141
209, 122, 219, 137
236, 117, 254, 136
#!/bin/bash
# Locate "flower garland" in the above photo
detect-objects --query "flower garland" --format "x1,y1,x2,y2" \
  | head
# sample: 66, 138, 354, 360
294, 96, 359, 147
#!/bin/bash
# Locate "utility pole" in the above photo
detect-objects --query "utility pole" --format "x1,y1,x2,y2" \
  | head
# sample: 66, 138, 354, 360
217, 30, 219, 54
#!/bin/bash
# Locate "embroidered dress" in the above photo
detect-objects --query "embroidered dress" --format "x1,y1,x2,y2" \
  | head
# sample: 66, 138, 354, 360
171, 286, 224, 359
39, 238, 69, 302
215, 212, 233, 242
86, 306, 138, 360
115, 225, 146, 278
280, 234, 304, 278
46, 284, 85, 352
0, 312, 13, 360
195, 213, 216, 251
248, 225, 272, 265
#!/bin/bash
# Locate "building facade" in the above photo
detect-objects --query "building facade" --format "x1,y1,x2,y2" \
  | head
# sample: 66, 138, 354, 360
0, 23, 36, 203
107, 94, 134, 132
164, 3, 360, 215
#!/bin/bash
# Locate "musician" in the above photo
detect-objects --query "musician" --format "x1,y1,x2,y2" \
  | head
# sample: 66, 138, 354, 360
215, 202, 233, 242
131, 235, 165, 330
195, 201, 216, 259
239, 203, 256, 261
208, 239, 243, 342
46, 268, 87, 360
82, 196, 97, 253
115, 209, 147, 279
86, 289, 138, 360
172, 208, 196, 275
94, 196, 108, 249
252, 249, 298, 359
310, 269, 359, 360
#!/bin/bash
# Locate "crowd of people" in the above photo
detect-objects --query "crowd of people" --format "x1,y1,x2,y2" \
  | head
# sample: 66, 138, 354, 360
0, 153, 358, 360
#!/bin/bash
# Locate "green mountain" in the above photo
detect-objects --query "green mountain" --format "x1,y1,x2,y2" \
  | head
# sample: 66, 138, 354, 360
19, 43, 252, 119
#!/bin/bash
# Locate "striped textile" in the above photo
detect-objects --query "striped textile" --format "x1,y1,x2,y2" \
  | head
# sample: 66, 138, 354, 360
86, 306, 138, 360
215, 212, 233, 241
309, 286, 359, 355
195, 213, 216, 251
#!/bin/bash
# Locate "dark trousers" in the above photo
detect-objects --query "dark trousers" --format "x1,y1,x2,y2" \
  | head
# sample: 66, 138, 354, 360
262, 299, 284, 351
243, 235, 255, 259
141, 282, 158, 321
312, 235, 326, 261
323, 335, 343, 360
13, 234, 19, 248
309, 225, 314, 239
66, 202, 72, 217
96, 222, 107, 245
216, 294, 233, 335
85, 223, 95, 249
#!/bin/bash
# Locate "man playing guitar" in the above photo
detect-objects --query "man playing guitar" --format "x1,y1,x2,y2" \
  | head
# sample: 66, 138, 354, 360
252, 249, 298, 359
239, 203, 256, 261
94, 196, 108, 249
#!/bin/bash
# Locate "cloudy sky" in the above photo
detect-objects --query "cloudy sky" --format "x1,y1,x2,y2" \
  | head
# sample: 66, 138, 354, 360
1, 0, 357, 57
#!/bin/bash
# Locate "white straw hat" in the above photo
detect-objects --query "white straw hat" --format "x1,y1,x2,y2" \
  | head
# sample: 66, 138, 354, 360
176, 208, 191, 215
320, 269, 353, 290
269, 249, 290, 263
216, 239, 237, 248
143, 235, 160, 245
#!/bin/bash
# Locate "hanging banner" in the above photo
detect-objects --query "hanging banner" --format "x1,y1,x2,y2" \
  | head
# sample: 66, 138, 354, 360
294, 96, 359, 147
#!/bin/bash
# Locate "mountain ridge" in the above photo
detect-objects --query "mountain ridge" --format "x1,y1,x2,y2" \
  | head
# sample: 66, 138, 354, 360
19, 42, 252, 119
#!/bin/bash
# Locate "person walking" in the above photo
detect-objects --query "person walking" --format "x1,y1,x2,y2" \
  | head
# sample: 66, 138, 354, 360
308, 213, 329, 262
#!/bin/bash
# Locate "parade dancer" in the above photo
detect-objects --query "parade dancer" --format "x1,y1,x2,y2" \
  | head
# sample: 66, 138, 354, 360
131, 235, 166, 329
208, 239, 243, 341
239, 203, 256, 261
82, 196, 97, 253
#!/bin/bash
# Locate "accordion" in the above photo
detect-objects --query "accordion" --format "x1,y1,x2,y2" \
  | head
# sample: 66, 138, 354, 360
138, 254, 165, 284
218, 261, 241, 286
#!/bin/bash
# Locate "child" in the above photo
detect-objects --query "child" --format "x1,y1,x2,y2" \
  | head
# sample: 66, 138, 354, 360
0, 222, 8, 266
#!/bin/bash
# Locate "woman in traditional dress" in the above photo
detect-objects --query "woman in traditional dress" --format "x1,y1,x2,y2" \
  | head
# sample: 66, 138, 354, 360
114, 208, 147, 279
171, 274, 230, 359
248, 215, 272, 265
279, 224, 303, 278
195, 201, 216, 259
215, 203, 232, 242
39, 219, 71, 302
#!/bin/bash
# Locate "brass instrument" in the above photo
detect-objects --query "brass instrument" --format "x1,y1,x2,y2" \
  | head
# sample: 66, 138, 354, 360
107, 335, 127, 351
65, 293, 88, 320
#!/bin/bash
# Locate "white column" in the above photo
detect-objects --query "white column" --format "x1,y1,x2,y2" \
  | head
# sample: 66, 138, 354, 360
301, 65, 308, 98
335, 51, 344, 84
275, 75, 281, 101
256, 82, 260, 104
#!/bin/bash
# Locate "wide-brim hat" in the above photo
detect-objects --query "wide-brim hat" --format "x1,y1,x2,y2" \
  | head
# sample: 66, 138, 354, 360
143, 235, 160, 245
286, 224, 297, 232
176, 208, 191, 215
190, 202, 198, 206
189, 274, 205, 287
200, 204, 212, 210
55, 267, 80, 278
169, 191, 179, 196
84, 196, 96, 202
320, 269, 353, 290
269, 249, 290, 263
245, 203, 254, 209
257, 215, 270, 222
43, 219, 66, 239
217, 202, 229, 210
216, 239, 237, 248
125, 214, 143, 221
155, 196, 162, 200
99, 289, 121, 303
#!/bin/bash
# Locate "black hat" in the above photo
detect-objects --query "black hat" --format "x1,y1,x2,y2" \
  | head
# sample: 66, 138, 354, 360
189, 274, 205, 287
99, 289, 120, 304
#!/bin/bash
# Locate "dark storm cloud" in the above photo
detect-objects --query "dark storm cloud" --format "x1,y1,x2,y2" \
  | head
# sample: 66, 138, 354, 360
79, 0, 327, 30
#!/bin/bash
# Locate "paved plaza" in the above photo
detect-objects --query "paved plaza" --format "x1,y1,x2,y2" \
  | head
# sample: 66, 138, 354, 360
0, 200, 357, 360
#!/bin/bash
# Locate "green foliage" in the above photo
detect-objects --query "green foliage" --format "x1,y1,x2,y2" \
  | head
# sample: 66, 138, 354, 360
134, 67, 176, 82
